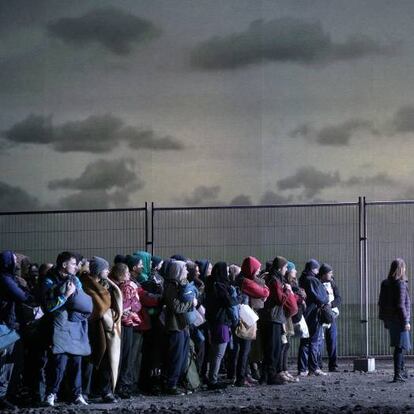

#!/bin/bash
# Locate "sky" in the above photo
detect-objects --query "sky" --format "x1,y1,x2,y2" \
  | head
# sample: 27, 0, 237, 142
2, 0, 414, 211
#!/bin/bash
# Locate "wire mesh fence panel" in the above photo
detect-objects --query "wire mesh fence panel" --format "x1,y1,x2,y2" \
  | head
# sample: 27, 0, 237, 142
0, 208, 147, 265
366, 202, 414, 356
153, 203, 360, 357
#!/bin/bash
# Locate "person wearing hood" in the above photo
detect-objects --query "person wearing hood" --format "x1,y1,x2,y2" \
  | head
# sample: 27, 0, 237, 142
41, 251, 92, 407
132, 251, 152, 285
278, 261, 304, 383
205, 262, 239, 390
231, 256, 269, 387
162, 260, 194, 395
80, 257, 122, 403
297, 259, 329, 377
195, 260, 212, 283
0, 251, 33, 410
260, 256, 297, 385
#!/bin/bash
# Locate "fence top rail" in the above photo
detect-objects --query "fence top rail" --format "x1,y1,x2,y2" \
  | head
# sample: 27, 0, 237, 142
153, 201, 358, 212
365, 199, 414, 206
0, 206, 147, 217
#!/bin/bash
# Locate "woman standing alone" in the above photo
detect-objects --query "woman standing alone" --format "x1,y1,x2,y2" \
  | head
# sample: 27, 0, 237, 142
379, 258, 411, 382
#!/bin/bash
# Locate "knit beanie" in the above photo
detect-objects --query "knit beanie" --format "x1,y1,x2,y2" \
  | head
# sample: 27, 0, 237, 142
89, 256, 109, 276
151, 255, 163, 269
305, 259, 320, 272
272, 256, 288, 271
114, 254, 127, 264
319, 263, 333, 275
286, 261, 296, 273
171, 254, 187, 262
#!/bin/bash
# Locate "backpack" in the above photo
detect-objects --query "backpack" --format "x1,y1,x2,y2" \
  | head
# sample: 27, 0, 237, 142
182, 339, 201, 392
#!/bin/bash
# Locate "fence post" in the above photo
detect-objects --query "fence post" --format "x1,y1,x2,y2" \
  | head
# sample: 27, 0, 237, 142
363, 196, 369, 358
151, 202, 154, 256
354, 196, 375, 371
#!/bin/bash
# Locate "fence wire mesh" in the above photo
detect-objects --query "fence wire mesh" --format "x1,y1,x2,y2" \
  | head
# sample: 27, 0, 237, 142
0, 208, 147, 264
366, 201, 414, 356
0, 200, 412, 357
153, 203, 361, 357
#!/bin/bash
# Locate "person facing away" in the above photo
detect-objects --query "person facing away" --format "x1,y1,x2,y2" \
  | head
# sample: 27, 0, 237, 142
378, 258, 411, 382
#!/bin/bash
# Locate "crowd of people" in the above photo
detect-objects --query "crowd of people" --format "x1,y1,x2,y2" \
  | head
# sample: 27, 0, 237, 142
0, 249, 410, 410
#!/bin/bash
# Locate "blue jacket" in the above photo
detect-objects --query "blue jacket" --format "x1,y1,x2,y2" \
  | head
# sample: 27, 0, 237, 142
0, 251, 32, 329
41, 269, 91, 356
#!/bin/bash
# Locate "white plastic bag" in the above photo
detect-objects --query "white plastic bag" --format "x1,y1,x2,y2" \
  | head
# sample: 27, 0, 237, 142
239, 304, 259, 327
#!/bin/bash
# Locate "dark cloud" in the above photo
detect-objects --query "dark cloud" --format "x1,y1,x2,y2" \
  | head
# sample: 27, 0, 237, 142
191, 18, 395, 70
120, 127, 185, 151
183, 185, 221, 206
317, 119, 376, 146
229, 195, 252, 206
260, 191, 293, 205
277, 167, 340, 197
47, 7, 160, 55
392, 105, 414, 133
57, 189, 129, 210
48, 158, 142, 192
344, 173, 396, 187
291, 118, 377, 146
0, 181, 40, 212
2, 114, 184, 153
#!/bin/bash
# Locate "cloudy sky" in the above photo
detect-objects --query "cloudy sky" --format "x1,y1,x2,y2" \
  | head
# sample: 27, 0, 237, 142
2, 0, 414, 211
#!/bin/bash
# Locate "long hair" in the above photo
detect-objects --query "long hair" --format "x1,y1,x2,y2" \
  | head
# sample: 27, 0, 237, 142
387, 258, 407, 282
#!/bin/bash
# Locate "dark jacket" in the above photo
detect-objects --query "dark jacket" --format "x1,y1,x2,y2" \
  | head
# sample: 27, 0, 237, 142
299, 270, 329, 333
0, 250, 32, 329
379, 279, 411, 326
205, 262, 239, 326
163, 261, 193, 332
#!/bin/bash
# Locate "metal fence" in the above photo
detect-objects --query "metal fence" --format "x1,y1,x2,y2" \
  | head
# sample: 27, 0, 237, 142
0, 199, 413, 357
152, 201, 363, 357
0, 206, 148, 264
365, 200, 414, 356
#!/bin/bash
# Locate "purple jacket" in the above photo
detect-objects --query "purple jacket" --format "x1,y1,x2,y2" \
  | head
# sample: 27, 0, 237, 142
378, 279, 411, 325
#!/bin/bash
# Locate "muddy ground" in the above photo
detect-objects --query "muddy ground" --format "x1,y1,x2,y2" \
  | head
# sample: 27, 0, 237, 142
7, 359, 414, 413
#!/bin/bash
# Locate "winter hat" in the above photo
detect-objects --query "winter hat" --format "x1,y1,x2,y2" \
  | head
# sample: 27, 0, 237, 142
171, 254, 187, 262
319, 263, 333, 275
151, 255, 163, 269
114, 254, 127, 264
241, 256, 261, 279
286, 261, 296, 273
272, 256, 288, 271
90, 256, 109, 276
304, 259, 320, 272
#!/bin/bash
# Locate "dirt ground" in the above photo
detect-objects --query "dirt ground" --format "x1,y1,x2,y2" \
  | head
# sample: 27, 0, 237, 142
8, 359, 414, 413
